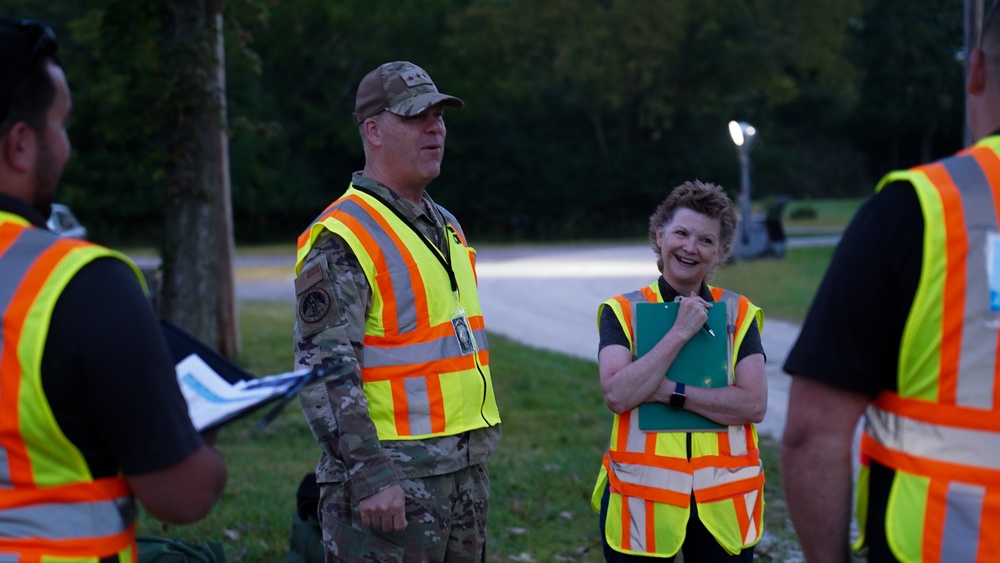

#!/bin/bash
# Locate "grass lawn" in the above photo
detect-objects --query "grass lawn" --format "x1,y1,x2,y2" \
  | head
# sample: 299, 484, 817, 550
136, 197, 865, 560
137, 301, 804, 562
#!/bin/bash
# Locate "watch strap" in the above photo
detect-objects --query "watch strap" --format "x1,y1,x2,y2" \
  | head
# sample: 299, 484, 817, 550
670, 381, 686, 409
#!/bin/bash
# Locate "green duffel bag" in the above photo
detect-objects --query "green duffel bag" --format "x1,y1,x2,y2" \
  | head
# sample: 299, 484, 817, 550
137, 536, 229, 562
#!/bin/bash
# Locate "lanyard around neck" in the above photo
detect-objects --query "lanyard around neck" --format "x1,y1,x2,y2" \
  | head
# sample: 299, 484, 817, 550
351, 185, 459, 293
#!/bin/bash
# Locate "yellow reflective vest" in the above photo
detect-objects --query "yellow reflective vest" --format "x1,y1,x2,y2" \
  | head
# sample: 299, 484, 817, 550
0, 211, 139, 561
854, 135, 1000, 562
592, 282, 765, 557
296, 185, 500, 440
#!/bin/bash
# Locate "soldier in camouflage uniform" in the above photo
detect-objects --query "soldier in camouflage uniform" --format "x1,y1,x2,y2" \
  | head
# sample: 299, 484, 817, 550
293, 61, 502, 562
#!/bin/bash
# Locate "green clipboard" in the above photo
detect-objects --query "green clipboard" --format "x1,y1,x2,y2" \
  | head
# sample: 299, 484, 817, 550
635, 302, 729, 432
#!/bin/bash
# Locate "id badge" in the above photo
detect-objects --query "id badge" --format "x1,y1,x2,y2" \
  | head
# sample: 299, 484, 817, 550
452, 308, 476, 355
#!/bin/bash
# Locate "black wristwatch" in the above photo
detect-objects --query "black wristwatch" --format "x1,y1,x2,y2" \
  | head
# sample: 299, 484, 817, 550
669, 381, 686, 409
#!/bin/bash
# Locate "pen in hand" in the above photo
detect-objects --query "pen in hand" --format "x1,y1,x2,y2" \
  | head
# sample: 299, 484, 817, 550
674, 294, 715, 337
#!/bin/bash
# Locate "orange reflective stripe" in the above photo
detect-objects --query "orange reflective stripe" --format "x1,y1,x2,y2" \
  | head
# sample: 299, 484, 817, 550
620, 488, 632, 551
645, 498, 656, 553
610, 450, 693, 473
362, 355, 480, 381
923, 163, 967, 404
390, 379, 410, 436
2, 239, 83, 487
861, 432, 1000, 483
612, 295, 634, 343
717, 428, 731, 457
733, 495, 750, 544
0, 222, 21, 256
696, 473, 765, 503
874, 392, 1000, 431
752, 488, 764, 539
0, 522, 136, 560
349, 196, 432, 331
426, 374, 446, 434
639, 286, 657, 303
978, 490, 1000, 560
923, 479, 948, 562
689, 450, 761, 470
0, 477, 129, 509
970, 148, 1000, 413
334, 208, 400, 334
615, 411, 631, 452
605, 463, 691, 507
644, 428, 656, 454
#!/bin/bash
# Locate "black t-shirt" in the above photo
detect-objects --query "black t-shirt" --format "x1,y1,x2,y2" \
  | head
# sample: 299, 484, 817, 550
783, 182, 922, 394
598, 278, 765, 363
2, 194, 202, 478
781, 182, 923, 563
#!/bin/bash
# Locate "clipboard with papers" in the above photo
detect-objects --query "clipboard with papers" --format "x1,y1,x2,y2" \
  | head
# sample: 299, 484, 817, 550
635, 302, 730, 432
161, 320, 325, 432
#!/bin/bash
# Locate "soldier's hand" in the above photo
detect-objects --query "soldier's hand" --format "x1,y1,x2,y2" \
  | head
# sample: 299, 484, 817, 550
359, 484, 407, 532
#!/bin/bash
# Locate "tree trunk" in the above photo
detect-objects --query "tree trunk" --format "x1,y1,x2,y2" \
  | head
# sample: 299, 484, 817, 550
159, 0, 241, 359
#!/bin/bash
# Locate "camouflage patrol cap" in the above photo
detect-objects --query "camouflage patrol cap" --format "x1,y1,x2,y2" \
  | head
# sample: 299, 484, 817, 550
353, 61, 464, 125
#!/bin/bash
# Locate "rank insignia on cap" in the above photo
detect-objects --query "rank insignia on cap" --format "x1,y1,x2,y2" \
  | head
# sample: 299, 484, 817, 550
400, 70, 433, 87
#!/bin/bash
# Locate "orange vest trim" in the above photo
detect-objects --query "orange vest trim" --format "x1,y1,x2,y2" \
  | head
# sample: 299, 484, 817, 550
873, 391, 1000, 432
0, 220, 138, 562
861, 432, 1000, 484
1, 235, 89, 487
920, 162, 967, 405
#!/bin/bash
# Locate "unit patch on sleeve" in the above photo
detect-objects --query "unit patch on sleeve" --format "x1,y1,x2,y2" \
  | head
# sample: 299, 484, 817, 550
299, 287, 331, 322
295, 256, 344, 338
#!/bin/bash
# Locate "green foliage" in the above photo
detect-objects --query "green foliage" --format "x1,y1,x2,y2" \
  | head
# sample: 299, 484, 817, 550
1, 0, 963, 244
788, 205, 818, 220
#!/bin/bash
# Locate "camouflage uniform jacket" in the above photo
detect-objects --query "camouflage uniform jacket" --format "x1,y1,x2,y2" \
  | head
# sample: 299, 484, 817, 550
294, 173, 501, 503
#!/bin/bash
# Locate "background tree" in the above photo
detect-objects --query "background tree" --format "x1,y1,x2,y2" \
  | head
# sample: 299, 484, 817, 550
156, 0, 240, 358
0, 0, 967, 245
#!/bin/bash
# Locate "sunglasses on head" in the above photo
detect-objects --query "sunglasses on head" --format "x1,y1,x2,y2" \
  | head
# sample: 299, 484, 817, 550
0, 18, 58, 123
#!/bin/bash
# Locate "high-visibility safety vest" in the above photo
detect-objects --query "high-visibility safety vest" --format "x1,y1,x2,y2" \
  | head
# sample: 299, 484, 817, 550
296, 186, 501, 440
854, 135, 1000, 563
0, 211, 140, 562
591, 282, 765, 557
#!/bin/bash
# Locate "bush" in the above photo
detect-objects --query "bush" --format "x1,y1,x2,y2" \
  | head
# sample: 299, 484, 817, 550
788, 205, 818, 220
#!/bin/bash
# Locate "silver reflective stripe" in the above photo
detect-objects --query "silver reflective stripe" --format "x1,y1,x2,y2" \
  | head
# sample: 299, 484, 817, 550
0, 227, 61, 487
940, 481, 983, 562
939, 153, 1000, 409
364, 334, 461, 368
692, 461, 763, 491
609, 460, 691, 495
865, 406, 1000, 469
0, 496, 131, 539
404, 377, 432, 436
727, 425, 748, 457
337, 199, 418, 331
623, 405, 649, 453
625, 495, 648, 551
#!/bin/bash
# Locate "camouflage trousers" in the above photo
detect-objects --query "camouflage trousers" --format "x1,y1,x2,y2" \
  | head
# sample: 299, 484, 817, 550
319, 464, 489, 562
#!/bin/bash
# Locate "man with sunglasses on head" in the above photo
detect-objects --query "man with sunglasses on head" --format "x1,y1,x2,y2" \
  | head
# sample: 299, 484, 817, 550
0, 18, 226, 561
782, 2, 1000, 562
293, 61, 502, 561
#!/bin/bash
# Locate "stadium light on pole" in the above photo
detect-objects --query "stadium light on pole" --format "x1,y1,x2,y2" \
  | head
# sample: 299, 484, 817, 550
728, 120, 757, 244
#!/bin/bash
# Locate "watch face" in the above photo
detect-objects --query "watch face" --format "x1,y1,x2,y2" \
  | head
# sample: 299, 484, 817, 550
670, 392, 685, 409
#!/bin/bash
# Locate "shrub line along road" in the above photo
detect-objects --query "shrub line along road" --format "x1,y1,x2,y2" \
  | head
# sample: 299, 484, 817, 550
142, 235, 838, 440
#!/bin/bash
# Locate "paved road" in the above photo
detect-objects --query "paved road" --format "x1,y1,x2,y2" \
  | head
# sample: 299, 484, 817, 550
217, 241, 834, 440
473, 244, 801, 439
